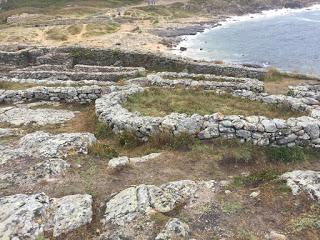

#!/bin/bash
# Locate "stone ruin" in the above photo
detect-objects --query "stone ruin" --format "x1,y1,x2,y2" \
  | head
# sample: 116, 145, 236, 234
0, 45, 319, 239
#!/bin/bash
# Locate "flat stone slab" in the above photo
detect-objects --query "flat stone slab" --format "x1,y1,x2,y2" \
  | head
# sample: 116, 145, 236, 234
0, 193, 92, 239
0, 158, 70, 189
0, 105, 75, 126
0, 131, 96, 165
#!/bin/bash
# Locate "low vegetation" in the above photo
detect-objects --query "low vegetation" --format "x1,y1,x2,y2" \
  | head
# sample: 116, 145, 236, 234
263, 67, 283, 82
83, 23, 119, 37
123, 88, 304, 119
0, 81, 38, 90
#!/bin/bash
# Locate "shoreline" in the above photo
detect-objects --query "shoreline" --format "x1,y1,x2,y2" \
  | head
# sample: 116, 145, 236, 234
174, 3, 320, 50
168, 3, 320, 76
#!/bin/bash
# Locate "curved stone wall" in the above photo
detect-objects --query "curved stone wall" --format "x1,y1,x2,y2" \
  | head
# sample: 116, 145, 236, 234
95, 85, 320, 148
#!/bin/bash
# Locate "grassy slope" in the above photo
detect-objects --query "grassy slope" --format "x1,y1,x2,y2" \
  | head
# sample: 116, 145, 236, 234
0, 0, 143, 23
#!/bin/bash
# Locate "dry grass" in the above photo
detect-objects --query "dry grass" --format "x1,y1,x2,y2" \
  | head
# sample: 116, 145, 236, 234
83, 23, 119, 37
123, 88, 304, 119
263, 67, 283, 82
264, 77, 319, 95
0, 81, 38, 90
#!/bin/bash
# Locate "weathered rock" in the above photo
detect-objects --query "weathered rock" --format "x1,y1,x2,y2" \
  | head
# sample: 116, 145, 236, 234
265, 231, 287, 240
0, 158, 70, 188
48, 194, 93, 237
130, 152, 162, 164
0, 193, 93, 239
0, 193, 49, 240
0, 128, 21, 138
103, 180, 218, 226
0, 131, 96, 165
0, 105, 75, 126
281, 170, 320, 201
155, 218, 190, 240
18, 131, 96, 159
108, 156, 130, 169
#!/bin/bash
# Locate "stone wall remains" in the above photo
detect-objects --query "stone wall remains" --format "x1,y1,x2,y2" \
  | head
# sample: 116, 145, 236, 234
95, 86, 320, 148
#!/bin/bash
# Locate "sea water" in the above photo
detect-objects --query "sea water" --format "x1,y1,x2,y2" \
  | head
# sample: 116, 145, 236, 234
175, 5, 320, 75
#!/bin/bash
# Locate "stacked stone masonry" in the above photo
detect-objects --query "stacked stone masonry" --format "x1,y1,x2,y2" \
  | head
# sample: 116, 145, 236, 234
96, 85, 320, 148
0, 86, 105, 104
0, 46, 266, 79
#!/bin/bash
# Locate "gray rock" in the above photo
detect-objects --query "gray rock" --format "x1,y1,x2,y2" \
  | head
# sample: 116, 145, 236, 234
155, 218, 190, 240
0, 105, 75, 126
281, 170, 320, 201
0, 193, 93, 239
0, 193, 49, 240
108, 156, 130, 169
103, 180, 218, 226
49, 194, 93, 237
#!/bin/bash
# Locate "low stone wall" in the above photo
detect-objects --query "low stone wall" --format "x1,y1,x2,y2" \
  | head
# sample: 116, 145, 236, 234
0, 86, 105, 104
95, 86, 320, 148
232, 89, 320, 118
7, 69, 142, 82
0, 46, 267, 79
129, 72, 264, 92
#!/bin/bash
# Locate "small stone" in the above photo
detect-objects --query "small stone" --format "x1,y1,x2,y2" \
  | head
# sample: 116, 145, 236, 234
250, 191, 260, 198
108, 156, 129, 169
266, 231, 287, 240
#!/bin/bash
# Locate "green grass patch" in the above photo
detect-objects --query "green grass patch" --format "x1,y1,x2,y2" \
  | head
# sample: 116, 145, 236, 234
289, 204, 320, 233
231, 170, 279, 188
123, 88, 303, 119
265, 146, 306, 163
221, 201, 243, 215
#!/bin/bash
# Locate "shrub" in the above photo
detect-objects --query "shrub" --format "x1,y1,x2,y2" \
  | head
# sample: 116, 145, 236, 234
171, 132, 196, 151
265, 146, 305, 163
88, 143, 118, 159
232, 170, 279, 188
149, 131, 196, 151
94, 122, 112, 140
118, 131, 142, 148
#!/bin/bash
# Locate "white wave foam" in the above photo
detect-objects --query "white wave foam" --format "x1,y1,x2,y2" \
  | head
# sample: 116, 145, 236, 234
213, 4, 320, 29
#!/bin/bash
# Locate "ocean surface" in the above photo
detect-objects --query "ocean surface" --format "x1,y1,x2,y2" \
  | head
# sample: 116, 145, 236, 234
175, 6, 320, 75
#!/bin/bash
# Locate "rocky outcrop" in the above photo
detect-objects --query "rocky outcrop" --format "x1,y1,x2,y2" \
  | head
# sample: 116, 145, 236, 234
0, 158, 70, 188
0, 193, 92, 239
0, 131, 96, 165
103, 180, 218, 226
0, 105, 75, 126
281, 170, 320, 201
